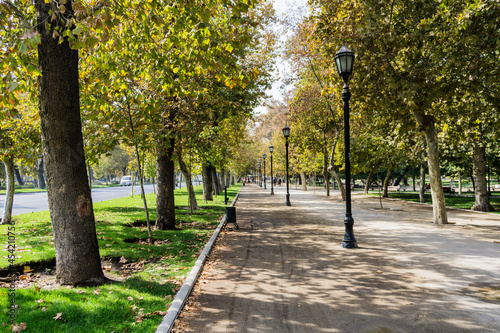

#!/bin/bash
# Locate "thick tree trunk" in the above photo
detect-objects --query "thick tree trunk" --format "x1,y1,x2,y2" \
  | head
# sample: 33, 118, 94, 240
14, 166, 23, 186
37, 157, 45, 189
300, 171, 307, 191
36, 0, 105, 285
413, 111, 448, 224
177, 151, 198, 211
226, 171, 231, 187
156, 137, 176, 230
211, 166, 221, 195
419, 151, 426, 203
220, 169, 226, 188
202, 164, 213, 201
382, 169, 392, 198
471, 144, 494, 211
1, 158, 15, 225
364, 169, 374, 194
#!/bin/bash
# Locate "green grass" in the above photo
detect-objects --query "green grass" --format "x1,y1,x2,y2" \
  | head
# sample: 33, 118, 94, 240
370, 191, 500, 212
0, 186, 47, 195
0, 184, 241, 332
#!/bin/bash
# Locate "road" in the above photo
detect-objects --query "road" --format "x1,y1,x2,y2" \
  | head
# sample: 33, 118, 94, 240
0, 184, 161, 216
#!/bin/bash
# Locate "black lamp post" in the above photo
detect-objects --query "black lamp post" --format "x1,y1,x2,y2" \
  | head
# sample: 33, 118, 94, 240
335, 43, 358, 248
263, 153, 267, 190
269, 145, 274, 195
258, 158, 262, 187
283, 125, 291, 206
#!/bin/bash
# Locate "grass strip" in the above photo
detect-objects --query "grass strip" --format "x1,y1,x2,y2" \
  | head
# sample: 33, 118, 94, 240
367, 191, 500, 212
0, 184, 241, 332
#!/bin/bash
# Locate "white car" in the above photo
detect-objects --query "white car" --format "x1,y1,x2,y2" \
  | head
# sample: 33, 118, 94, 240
120, 176, 132, 186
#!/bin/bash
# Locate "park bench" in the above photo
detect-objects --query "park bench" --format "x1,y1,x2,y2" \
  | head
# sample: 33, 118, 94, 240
387, 185, 400, 191
442, 186, 455, 193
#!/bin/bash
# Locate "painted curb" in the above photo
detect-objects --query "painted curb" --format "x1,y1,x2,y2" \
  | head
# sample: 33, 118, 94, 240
155, 187, 242, 333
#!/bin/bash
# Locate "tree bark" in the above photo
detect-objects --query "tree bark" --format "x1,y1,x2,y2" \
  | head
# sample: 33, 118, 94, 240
323, 146, 330, 197
37, 157, 46, 189
300, 171, 307, 191
413, 111, 448, 224
156, 136, 176, 230
471, 144, 494, 211
14, 166, 23, 186
220, 169, 226, 188
211, 166, 221, 195
364, 169, 374, 194
327, 141, 346, 200
177, 151, 198, 211
1, 157, 15, 225
36, 0, 105, 285
458, 170, 462, 195
382, 169, 392, 198
202, 163, 213, 201
419, 151, 426, 203
393, 165, 410, 186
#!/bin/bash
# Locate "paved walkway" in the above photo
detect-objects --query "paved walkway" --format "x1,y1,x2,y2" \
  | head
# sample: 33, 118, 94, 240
172, 183, 500, 333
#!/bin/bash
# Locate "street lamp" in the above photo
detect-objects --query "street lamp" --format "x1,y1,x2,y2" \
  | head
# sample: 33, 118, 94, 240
263, 153, 267, 190
283, 125, 291, 206
335, 42, 358, 248
269, 145, 274, 195
258, 158, 262, 187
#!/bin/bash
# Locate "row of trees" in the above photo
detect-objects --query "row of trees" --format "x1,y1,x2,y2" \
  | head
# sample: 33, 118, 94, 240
264, 0, 500, 225
1, 0, 276, 285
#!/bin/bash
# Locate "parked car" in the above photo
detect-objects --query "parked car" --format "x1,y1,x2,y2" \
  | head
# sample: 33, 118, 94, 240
120, 176, 132, 186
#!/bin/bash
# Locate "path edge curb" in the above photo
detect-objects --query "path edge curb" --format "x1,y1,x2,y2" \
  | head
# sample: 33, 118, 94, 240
155, 186, 243, 333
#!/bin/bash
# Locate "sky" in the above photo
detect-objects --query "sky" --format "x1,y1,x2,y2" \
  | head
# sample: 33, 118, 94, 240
254, 0, 309, 114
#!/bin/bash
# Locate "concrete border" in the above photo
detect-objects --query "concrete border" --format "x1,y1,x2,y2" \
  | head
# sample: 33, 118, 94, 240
155, 187, 242, 333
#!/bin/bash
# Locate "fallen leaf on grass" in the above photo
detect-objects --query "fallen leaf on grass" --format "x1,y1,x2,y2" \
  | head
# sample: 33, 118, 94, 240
35, 299, 44, 303
127, 296, 134, 301
53, 313, 63, 321
11, 323, 27, 332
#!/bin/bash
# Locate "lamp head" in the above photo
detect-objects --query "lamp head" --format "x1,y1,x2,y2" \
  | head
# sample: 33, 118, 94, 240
335, 43, 355, 83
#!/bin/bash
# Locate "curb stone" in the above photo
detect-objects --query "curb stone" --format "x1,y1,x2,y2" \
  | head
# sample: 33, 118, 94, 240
155, 187, 242, 333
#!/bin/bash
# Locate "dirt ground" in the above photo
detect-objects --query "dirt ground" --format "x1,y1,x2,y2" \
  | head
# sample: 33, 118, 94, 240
171, 184, 500, 333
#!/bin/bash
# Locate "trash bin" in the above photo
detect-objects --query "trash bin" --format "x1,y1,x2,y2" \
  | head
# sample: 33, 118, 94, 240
225, 206, 239, 229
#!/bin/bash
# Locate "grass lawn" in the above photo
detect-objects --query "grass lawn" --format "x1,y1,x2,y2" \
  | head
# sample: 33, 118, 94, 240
0, 184, 241, 332
369, 191, 500, 212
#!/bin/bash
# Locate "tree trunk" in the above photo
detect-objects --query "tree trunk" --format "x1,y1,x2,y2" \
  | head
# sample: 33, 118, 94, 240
393, 165, 410, 186
211, 166, 221, 195
14, 166, 23, 186
364, 169, 374, 194
382, 169, 392, 198
1, 157, 15, 225
156, 137, 176, 230
419, 151, 426, 203
413, 111, 448, 224
177, 151, 198, 211
226, 171, 231, 188
37, 157, 46, 189
471, 144, 494, 211
327, 141, 346, 200
202, 164, 213, 201
220, 169, 226, 188
36, 0, 105, 285
329, 167, 346, 201
458, 170, 462, 195
300, 171, 307, 191
323, 146, 330, 197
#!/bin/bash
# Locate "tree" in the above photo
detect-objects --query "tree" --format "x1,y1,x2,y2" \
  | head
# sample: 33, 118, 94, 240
35, 0, 105, 285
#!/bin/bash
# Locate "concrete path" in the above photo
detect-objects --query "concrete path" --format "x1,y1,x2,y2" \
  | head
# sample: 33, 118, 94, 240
172, 183, 500, 333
